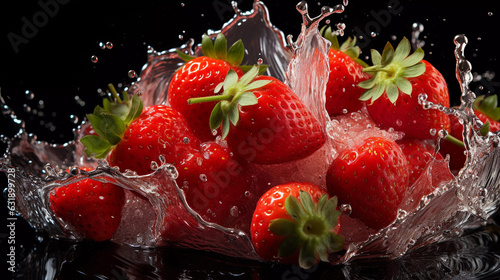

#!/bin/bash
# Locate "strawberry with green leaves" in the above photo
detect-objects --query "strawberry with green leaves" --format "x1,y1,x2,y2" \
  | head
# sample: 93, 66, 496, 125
81, 85, 201, 175
326, 137, 410, 230
359, 37, 451, 139
49, 167, 125, 242
81, 86, 252, 228
321, 27, 370, 116
188, 65, 326, 164
168, 33, 248, 142
250, 182, 343, 268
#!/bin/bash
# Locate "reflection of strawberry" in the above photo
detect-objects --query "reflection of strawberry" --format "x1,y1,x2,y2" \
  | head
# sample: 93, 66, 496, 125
168, 33, 246, 142
359, 37, 450, 139
188, 66, 326, 164
326, 137, 409, 230
250, 182, 343, 268
440, 95, 500, 172
320, 27, 370, 116
49, 167, 125, 242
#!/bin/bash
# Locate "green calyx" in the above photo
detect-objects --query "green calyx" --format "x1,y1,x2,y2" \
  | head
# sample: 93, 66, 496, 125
474, 95, 500, 121
187, 65, 271, 139
269, 191, 344, 269
80, 84, 143, 159
320, 26, 368, 68
358, 37, 426, 104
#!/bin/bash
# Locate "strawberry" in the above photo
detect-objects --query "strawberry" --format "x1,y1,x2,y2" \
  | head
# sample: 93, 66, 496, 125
188, 65, 326, 164
397, 138, 444, 186
358, 37, 451, 139
320, 26, 370, 116
250, 182, 343, 268
80, 85, 200, 175
81, 86, 253, 229
168, 33, 247, 142
440, 95, 500, 172
176, 141, 254, 231
326, 137, 410, 230
49, 167, 125, 242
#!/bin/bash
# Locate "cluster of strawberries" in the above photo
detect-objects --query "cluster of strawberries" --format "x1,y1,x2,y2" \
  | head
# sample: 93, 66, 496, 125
48, 27, 500, 268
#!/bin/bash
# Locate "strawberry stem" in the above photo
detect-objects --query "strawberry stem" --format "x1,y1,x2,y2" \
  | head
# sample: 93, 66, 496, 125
187, 94, 232, 105
445, 134, 465, 148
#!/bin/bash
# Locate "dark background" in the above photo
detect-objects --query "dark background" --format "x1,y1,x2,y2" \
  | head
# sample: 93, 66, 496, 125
1, 0, 499, 279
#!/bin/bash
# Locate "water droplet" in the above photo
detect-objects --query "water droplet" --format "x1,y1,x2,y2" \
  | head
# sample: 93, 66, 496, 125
150, 161, 159, 171
244, 191, 252, 198
91, 55, 98, 63
70, 115, 79, 124
230, 206, 239, 217
25, 90, 35, 100
183, 137, 190, 144
105, 42, 113, 49
199, 174, 208, 182
488, 12, 493, 16
98, 42, 105, 49
128, 70, 137, 78
370, 32, 377, 37
340, 204, 352, 215
178, 35, 184, 40
180, 2, 185, 7
429, 128, 437, 136
438, 129, 448, 139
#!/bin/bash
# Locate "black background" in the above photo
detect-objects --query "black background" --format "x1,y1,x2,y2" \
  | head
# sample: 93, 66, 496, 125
1, 0, 499, 279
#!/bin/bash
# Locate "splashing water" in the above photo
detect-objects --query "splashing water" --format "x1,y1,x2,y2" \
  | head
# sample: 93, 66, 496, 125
1, 0, 500, 266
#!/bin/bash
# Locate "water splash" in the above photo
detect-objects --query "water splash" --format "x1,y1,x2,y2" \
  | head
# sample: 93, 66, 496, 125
1, 0, 500, 268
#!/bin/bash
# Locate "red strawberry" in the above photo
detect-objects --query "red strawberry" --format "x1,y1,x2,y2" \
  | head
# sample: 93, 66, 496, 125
106, 105, 201, 175
168, 33, 246, 142
250, 182, 343, 268
326, 137, 410, 230
49, 167, 125, 242
320, 27, 371, 116
188, 66, 326, 164
440, 95, 500, 172
176, 141, 254, 231
359, 37, 451, 139
81, 86, 254, 229
397, 138, 444, 186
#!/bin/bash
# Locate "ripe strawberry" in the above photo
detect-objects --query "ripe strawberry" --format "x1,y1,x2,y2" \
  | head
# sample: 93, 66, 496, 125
440, 95, 500, 172
326, 137, 409, 230
168, 33, 246, 142
81, 86, 253, 229
80, 85, 200, 175
359, 37, 451, 139
176, 141, 254, 231
106, 105, 202, 175
320, 26, 370, 116
188, 66, 326, 164
397, 138, 444, 186
250, 182, 343, 268
49, 167, 125, 242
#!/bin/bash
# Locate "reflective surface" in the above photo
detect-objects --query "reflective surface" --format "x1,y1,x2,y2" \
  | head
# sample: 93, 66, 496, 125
9, 224, 500, 279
